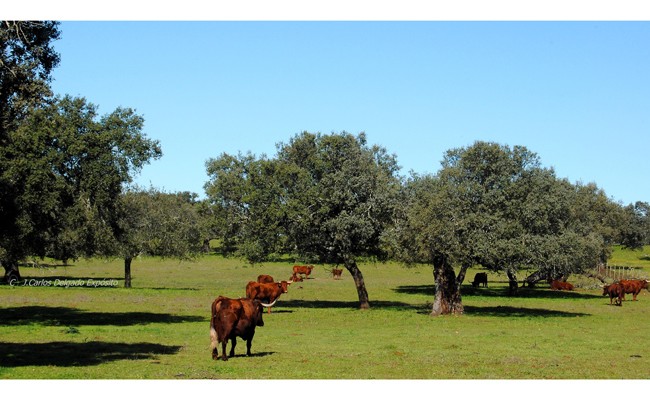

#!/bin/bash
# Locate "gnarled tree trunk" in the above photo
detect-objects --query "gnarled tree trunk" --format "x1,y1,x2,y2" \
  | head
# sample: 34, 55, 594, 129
3, 260, 21, 283
431, 254, 464, 316
344, 258, 370, 309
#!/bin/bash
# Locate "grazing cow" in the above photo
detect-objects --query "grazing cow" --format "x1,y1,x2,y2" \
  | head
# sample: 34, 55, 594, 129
603, 283, 624, 306
257, 274, 274, 284
618, 279, 649, 301
290, 273, 303, 282
210, 296, 267, 361
246, 280, 291, 314
332, 268, 343, 280
549, 280, 574, 291
292, 265, 314, 279
471, 272, 488, 288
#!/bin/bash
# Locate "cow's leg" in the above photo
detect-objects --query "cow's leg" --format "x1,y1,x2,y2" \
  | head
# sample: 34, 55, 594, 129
246, 333, 255, 356
229, 337, 237, 358
221, 340, 228, 361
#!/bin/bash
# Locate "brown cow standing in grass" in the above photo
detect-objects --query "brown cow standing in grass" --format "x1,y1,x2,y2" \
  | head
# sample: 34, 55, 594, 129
618, 279, 649, 301
332, 268, 343, 280
603, 283, 624, 306
210, 296, 267, 361
246, 280, 291, 314
549, 280, 574, 291
257, 274, 274, 284
292, 265, 314, 279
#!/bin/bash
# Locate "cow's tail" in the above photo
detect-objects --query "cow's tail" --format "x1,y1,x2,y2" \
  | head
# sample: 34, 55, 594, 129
210, 296, 224, 351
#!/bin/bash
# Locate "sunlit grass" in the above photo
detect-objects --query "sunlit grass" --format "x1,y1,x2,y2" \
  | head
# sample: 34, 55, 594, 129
1, 251, 649, 379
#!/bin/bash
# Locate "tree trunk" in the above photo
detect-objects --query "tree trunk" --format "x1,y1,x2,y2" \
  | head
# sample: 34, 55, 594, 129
124, 257, 132, 288
523, 269, 548, 288
3, 260, 21, 283
344, 258, 370, 309
430, 254, 464, 316
507, 269, 518, 296
202, 238, 211, 253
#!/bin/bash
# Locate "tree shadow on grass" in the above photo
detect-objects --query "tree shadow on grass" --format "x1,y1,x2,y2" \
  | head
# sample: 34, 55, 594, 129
0, 306, 205, 327
281, 299, 419, 311
0, 341, 181, 367
462, 305, 590, 318
393, 284, 603, 300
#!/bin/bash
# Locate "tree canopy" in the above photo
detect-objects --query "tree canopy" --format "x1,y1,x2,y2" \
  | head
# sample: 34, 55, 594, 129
391, 141, 616, 315
205, 131, 401, 308
1, 94, 162, 279
115, 188, 203, 287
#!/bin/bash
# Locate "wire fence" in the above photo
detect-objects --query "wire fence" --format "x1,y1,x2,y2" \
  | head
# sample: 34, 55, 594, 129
596, 265, 648, 282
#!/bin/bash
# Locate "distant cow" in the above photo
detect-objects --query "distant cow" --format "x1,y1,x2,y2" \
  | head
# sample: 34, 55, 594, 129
471, 272, 488, 288
549, 280, 574, 291
246, 280, 291, 314
603, 283, 624, 306
257, 274, 274, 284
332, 268, 343, 280
292, 265, 314, 279
618, 279, 649, 301
290, 273, 303, 282
210, 296, 266, 361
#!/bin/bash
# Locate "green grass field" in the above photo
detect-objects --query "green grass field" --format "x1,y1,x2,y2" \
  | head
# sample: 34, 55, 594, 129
1, 247, 649, 379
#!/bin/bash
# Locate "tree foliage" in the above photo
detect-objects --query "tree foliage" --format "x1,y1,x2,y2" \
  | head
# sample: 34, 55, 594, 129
391, 141, 616, 316
115, 188, 203, 287
205, 132, 401, 308
1, 95, 162, 278
0, 21, 60, 137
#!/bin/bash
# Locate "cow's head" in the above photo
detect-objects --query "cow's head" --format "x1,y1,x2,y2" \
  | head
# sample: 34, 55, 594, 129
251, 300, 265, 327
279, 281, 290, 293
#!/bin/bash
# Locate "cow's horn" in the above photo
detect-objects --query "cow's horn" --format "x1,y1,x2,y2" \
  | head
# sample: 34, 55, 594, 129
260, 299, 278, 308
287, 280, 293, 284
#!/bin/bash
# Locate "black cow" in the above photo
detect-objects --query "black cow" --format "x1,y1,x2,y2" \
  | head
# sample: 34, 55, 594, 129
471, 272, 488, 288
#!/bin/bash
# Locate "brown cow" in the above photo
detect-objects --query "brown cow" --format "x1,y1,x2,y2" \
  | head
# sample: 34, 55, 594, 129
471, 272, 488, 288
549, 280, 574, 291
246, 280, 290, 314
292, 265, 314, 279
603, 283, 624, 306
332, 268, 343, 280
618, 279, 649, 301
257, 274, 274, 284
290, 273, 303, 282
209, 296, 267, 361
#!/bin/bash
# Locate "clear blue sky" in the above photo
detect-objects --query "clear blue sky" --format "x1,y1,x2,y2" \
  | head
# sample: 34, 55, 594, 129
48, 21, 650, 205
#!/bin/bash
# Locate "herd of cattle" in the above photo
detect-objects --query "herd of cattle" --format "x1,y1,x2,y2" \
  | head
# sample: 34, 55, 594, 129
470, 272, 649, 308
209, 267, 649, 361
209, 265, 317, 361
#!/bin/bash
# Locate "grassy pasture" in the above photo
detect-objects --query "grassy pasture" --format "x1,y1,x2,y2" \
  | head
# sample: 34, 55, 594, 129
1, 249, 650, 379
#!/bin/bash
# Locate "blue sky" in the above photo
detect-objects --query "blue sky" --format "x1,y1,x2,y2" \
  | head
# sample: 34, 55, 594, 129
48, 21, 650, 205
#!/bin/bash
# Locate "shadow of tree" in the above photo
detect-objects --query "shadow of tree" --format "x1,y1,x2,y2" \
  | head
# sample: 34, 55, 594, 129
0, 341, 181, 367
462, 305, 590, 317
0, 306, 205, 326
281, 299, 419, 311
393, 284, 603, 300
